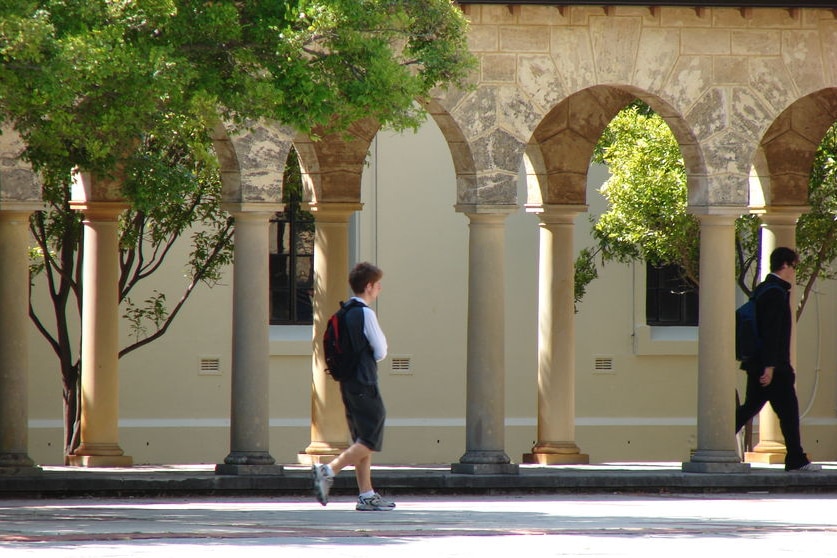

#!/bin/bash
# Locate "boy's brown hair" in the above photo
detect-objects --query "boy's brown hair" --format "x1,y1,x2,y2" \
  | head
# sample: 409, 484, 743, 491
349, 262, 383, 294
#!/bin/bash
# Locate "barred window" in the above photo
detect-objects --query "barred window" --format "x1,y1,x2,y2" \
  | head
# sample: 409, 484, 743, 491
269, 150, 314, 325
645, 262, 698, 326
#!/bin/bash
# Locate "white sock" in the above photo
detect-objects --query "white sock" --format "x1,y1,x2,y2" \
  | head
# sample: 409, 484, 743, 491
323, 464, 335, 478
359, 490, 375, 499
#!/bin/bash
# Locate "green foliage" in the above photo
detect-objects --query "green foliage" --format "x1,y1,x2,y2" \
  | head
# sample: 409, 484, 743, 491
1, 0, 476, 179
578, 101, 837, 320
586, 103, 700, 289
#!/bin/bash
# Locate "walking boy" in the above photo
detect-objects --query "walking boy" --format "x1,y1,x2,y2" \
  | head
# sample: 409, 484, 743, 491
312, 262, 396, 510
736, 247, 820, 472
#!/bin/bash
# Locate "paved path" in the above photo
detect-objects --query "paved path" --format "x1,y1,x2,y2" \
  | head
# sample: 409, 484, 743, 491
2, 493, 837, 557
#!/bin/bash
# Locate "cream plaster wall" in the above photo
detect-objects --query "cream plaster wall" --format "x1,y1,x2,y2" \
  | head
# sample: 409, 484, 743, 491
24, 114, 837, 465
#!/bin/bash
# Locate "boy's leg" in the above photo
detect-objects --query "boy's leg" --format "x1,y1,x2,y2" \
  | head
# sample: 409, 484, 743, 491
354, 452, 373, 494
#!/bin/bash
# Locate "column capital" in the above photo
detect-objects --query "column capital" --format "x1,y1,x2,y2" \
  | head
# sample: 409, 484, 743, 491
0, 202, 43, 214
688, 205, 745, 218
757, 205, 809, 226
221, 202, 284, 215
307, 201, 362, 223
69, 200, 129, 221
454, 203, 518, 217
525, 203, 588, 224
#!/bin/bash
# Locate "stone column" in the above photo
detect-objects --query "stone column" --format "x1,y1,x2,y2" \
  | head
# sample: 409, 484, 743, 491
217, 210, 283, 474
0, 209, 41, 474
683, 212, 749, 473
746, 209, 803, 464
67, 202, 132, 467
523, 205, 589, 465
452, 208, 518, 475
299, 203, 361, 464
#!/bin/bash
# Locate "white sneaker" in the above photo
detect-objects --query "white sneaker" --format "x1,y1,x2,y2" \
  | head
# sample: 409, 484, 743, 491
788, 462, 822, 473
735, 430, 745, 461
312, 464, 333, 505
356, 492, 396, 511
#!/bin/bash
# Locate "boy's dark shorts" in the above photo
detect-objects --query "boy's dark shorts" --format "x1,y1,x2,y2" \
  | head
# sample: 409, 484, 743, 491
339, 380, 386, 452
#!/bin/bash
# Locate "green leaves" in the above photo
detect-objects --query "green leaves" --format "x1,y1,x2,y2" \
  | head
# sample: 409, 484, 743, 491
579, 100, 837, 319
591, 103, 699, 286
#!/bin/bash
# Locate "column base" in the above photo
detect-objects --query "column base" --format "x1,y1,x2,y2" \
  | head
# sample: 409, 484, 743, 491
522, 452, 590, 465
0, 452, 36, 468
745, 451, 786, 464
222, 451, 276, 466
682, 449, 750, 473
215, 464, 285, 476
67, 455, 133, 467
451, 462, 520, 475
453, 450, 519, 475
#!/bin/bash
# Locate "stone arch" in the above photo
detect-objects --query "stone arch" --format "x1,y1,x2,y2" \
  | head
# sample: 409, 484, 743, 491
525, 85, 706, 207
293, 118, 380, 205
756, 88, 837, 207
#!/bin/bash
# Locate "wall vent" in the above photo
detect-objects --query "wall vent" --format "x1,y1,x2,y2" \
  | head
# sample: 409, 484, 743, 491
390, 356, 412, 375
593, 356, 614, 373
199, 356, 222, 376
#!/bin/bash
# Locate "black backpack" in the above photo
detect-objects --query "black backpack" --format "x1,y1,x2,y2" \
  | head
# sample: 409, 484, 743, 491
323, 299, 365, 381
735, 283, 784, 362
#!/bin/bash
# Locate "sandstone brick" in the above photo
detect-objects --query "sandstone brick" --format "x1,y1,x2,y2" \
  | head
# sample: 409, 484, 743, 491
782, 30, 827, 94
747, 57, 795, 113
499, 26, 549, 52
518, 5, 567, 26
713, 57, 749, 85
518, 55, 567, 112
731, 30, 781, 55
551, 27, 596, 93
481, 4, 516, 25
634, 28, 681, 93
589, 16, 643, 84
660, 7, 711, 27
681, 29, 731, 55
468, 25, 498, 53
481, 54, 517, 83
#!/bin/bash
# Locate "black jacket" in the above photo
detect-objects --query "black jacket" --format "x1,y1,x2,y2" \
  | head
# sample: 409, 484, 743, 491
343, 302, 378, 385
754, 273, 793, 369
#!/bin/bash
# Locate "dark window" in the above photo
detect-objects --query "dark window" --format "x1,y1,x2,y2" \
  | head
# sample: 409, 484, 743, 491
645, 262, 698, 326
270, 151, 314, 325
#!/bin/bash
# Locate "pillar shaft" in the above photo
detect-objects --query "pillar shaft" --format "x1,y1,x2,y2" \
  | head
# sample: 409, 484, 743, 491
683, 213, 748, 473
453, 211, 517, 474
524, 206, 588, 464
301, 204, 360, 463
223, 211, 276, 466
70, 203, 132, 467
0, 211, 37, 470
748, 211, 802, 463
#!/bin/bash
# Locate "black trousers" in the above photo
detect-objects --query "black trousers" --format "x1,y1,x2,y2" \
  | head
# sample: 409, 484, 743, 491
736, 362, 809, 470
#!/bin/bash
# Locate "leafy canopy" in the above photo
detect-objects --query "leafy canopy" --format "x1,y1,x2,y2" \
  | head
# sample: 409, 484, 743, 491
0, 0, 475, 176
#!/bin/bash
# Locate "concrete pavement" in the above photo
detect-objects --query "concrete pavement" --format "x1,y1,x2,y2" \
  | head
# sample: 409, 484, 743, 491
2, 493, 837, 557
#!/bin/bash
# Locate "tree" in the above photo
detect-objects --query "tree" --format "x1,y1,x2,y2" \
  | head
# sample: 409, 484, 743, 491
1, 0, 475, 458
576, 101, 837, 322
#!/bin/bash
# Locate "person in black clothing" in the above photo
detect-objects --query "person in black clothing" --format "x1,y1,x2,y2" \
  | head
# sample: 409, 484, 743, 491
735, 247, 820, 472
